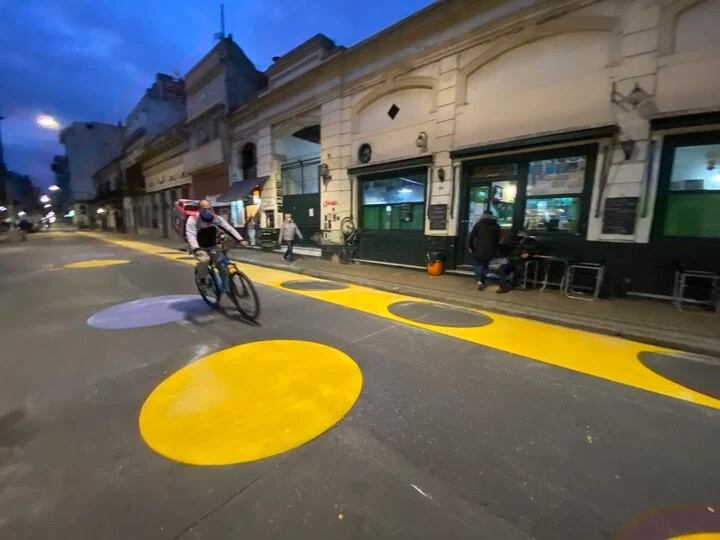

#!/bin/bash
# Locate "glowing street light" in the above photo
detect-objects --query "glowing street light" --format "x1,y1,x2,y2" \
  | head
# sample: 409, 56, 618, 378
36, 114, 61, 131
48, 184, 61, 191
43, 203, 52, 208
0, 206, 6, 212
17, 211, 26, 217
96, 208, 106, 214
39, 194, 50, 204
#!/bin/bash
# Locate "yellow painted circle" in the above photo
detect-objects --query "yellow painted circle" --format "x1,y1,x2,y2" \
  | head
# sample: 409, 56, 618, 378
139, 340, 363, 465
64, 259, 130, 269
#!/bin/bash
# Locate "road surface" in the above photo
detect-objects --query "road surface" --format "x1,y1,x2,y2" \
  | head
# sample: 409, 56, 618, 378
0, 231, 718, 539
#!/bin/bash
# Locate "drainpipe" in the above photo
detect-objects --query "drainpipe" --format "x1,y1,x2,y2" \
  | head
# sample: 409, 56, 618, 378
594, 137, 616, 219
641, 138, 657, 218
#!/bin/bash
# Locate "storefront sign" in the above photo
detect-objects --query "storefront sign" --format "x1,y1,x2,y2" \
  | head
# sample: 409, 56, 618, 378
323, 200, 339, 207
428, 204, 447, 230
602, 197, 638, 235
527, 157, 586, 196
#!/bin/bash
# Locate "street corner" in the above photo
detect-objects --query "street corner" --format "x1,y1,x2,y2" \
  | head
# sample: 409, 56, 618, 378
138, 340, 363, 466
87, 294, 212, 329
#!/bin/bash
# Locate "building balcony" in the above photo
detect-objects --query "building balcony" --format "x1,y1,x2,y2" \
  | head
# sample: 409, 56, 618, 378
183, 138, 224, 174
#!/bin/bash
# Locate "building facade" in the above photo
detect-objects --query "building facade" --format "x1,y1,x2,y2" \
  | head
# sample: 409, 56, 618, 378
183, 36, 266, 219
225, 0, 720, 296
59, 121, 125, 226
138, 120, 191, 238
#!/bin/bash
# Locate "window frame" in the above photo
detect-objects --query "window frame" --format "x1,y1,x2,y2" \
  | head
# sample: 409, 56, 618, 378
652, 130, 720, 240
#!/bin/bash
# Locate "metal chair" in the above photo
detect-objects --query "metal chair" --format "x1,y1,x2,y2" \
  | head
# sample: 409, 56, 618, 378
564, 261, 605, 301
672, 267, 720, 312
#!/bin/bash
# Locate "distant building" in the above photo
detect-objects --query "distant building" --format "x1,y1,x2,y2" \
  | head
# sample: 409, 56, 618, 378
119, 73, 186, 235
50, 155, 71, 209
183, 36, 266, 216
60, 121, 124, 226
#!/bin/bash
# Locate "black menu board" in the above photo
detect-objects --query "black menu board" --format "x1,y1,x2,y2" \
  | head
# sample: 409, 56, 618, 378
428, 204, 448, 230
602, 197, 638, 235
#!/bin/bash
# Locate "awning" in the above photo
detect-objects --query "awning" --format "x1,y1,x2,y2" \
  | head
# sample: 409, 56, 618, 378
449, 125, 619, 159
217, 177, 268, 203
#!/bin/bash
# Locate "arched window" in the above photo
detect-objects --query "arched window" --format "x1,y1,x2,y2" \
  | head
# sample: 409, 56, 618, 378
241, 143, 257, 180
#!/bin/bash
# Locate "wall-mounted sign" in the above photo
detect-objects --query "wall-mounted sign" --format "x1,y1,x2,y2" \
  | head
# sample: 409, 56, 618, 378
602, 197, 638, 235
398, 203, 412, 222
527, 156, 586, 196
428, 204, 448, 230
323, 200, 339, 207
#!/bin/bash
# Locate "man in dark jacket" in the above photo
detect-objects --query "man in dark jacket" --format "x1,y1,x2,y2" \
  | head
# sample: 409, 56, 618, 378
497, 231, 540, 293
467, 211, 500, 290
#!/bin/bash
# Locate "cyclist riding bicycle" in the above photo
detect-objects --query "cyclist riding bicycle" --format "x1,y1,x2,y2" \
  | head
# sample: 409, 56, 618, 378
186, 199, 247, 289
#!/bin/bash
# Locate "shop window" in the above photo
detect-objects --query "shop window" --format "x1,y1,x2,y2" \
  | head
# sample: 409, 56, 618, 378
524, 197, 580, 233
524, 155, 586, 233
527, 156, 586, 196
241, 143, 257, 180
281, 160, 319, 195
361, 172, 425, 231
663, 143, 720, 238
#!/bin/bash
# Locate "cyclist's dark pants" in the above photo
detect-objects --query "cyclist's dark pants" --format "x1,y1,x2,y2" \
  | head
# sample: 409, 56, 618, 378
196, 246, 229, 289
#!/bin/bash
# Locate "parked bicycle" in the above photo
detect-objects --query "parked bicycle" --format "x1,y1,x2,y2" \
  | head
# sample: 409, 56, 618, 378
194, 241, 260, 320
339, 219, 360, 265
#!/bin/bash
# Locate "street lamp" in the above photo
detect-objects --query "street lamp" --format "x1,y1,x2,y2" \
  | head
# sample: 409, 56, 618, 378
48, 185, 60, 192
17, 211, 26, 217
43, 203, 52, 209
39, 194, 50, 204
36, 114, 61, 131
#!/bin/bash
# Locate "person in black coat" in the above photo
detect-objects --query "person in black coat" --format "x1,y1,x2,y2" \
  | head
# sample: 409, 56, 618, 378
467, 211, 501, 290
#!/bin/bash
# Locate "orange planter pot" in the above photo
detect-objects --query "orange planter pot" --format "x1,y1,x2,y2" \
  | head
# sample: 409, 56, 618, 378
426, 260, 444, 276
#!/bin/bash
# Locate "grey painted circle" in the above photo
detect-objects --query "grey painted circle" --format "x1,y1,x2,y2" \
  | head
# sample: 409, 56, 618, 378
281, 280, 349, 291
638, 351, 720, 399
387, 301, 492, 327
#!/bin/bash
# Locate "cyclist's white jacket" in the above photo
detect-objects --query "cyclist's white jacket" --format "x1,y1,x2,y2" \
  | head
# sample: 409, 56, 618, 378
186, 214, 244, 251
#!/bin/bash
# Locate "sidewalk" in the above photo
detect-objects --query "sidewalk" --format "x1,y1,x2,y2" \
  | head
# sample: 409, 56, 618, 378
88, 231, 720, 358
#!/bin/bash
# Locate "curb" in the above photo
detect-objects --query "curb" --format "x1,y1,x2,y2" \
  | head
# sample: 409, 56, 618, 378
229, 253, 720, 359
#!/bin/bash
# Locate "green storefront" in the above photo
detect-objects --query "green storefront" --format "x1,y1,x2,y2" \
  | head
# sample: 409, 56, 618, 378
350, 160, 430, 266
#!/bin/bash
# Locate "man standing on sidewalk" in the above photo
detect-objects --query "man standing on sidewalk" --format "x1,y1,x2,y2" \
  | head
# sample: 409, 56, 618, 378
468, 211, 500, 290
278, 212, 303, 262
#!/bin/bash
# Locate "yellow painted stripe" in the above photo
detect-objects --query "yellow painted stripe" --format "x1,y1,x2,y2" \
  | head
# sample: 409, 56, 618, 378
82, 232, 720, 410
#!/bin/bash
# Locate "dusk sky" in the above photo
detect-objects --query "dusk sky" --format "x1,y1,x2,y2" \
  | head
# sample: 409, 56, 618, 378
0, 0, 434, 189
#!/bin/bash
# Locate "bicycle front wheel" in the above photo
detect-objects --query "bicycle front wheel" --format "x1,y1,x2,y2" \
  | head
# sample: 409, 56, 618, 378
228, 266, 260, 319
195, 265, 221, 308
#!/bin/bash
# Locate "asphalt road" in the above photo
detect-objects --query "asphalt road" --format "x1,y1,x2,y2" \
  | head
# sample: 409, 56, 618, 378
0, 232, 718, 539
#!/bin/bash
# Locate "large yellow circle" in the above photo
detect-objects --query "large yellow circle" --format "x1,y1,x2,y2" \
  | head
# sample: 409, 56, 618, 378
139, 340, 363, 465
64, 259, 129, 269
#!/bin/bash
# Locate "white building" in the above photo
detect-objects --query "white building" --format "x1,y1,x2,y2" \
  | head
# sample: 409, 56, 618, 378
226, 0, 720, 296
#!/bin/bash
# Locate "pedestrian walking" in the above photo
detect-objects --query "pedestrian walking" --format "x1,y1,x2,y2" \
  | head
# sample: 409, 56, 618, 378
245, 217, 256, 246
278, 213, 303, 262
467, 211, 500, 290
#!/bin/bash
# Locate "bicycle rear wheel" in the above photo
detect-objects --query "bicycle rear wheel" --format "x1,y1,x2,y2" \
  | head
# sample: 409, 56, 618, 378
195, 265, 221, 308
228, 265, 260, 319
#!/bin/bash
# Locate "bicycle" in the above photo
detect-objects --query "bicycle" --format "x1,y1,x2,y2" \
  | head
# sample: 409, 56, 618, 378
339, 225, 360, 265
193, 243, 261, 320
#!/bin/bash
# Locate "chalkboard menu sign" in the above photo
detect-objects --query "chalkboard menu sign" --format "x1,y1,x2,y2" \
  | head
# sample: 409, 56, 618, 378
398, 203, 412, 222
428, 204, 448, 230
602, 197, 638, 235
